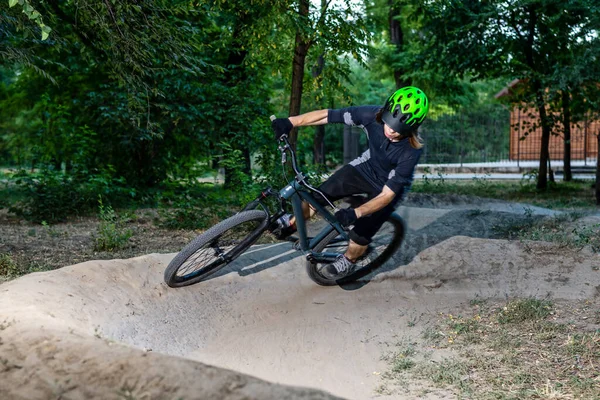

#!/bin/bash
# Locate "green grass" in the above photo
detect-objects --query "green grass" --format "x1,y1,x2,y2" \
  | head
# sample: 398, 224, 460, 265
497, 298, 553, 324
411, 178, 597, 209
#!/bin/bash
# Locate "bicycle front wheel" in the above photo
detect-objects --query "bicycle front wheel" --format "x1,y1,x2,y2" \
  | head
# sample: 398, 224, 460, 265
164, 210, 268, 287
306, 214, 405, 286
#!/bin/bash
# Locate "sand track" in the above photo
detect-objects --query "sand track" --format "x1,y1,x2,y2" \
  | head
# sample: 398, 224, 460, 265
1, 203, 599, 399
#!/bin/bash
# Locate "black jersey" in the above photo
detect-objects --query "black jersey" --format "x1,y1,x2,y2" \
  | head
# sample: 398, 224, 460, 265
327, 106, 422, 198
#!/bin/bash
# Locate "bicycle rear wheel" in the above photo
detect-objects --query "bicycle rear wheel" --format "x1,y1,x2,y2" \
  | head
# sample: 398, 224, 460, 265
306, 214, 405, 286
164, 210, 268, 287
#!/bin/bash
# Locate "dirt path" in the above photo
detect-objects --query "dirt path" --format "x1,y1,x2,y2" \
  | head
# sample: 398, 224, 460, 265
1, 200, 599, 399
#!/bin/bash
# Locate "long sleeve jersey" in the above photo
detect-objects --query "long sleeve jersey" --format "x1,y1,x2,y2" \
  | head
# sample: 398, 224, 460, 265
328, 106, 422, 199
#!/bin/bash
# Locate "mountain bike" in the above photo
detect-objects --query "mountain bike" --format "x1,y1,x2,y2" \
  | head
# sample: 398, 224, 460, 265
163, 116, 405, 287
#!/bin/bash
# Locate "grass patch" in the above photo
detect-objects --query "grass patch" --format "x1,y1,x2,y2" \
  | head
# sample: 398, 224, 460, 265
0, 253, 53, 281
379, 299, 600, 399
497, 298, 553, 324
492, 209, 600, 251
381, 342, 418, 373
411, 178, 596, 209
414, 358, 472, 391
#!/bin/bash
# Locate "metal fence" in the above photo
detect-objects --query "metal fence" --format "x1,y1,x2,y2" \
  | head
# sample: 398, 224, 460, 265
342, 109, 598, 167
419, 111, 511, 165
510, 109, 599, 165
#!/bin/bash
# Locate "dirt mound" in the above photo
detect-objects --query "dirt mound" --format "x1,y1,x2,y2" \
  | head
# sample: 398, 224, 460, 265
0, 328, 340, 400
1, 226, 599, 399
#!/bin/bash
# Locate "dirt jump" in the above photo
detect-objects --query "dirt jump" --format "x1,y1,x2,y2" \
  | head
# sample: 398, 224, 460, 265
1, 196, 599, 399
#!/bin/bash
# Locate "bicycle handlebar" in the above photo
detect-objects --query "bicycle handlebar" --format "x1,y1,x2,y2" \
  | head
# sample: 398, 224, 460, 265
270, 115, 302, 177
269, 115, 338, 212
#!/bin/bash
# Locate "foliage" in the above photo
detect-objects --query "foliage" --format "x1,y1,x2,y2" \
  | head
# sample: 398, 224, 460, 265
7, 0, 51, 40
2, 0, 598, 222
9, 168, 134, 223
0, 252, 19, 278
412, 0, 600, 189
93, 197, 133, 252
156, 183, 247, 230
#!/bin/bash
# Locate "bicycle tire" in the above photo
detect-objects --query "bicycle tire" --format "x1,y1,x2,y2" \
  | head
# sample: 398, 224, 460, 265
306, 214, 405, 286
164, 210, 268, 287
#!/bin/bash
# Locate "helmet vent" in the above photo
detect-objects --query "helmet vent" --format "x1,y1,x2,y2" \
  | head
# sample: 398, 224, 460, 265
407, 93, 413, 98
417, 90, 421, 94
400, 115, 408, 122
404, 104, 410, 112
416, 98, 421, 104
393, 109, 399, 117
415, 108, 421, 115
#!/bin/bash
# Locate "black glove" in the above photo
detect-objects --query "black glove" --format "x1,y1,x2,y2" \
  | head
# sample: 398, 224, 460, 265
335, 208, 357, 226
271, 118, 293, 141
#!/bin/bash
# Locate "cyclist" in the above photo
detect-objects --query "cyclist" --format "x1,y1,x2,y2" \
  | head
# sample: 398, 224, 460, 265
271, 86, 429, 280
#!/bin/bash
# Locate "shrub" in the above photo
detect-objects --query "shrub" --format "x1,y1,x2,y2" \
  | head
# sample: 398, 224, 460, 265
0, 253, 19, 278
93, 198, 133, 251
9, 168, 134, 224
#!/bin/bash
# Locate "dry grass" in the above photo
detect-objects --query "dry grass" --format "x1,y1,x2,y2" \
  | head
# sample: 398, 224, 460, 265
379, 298, 600, 399
0, 209, 198, 281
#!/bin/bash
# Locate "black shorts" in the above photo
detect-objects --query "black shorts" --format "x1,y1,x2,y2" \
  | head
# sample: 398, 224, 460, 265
315, 165, 398, 246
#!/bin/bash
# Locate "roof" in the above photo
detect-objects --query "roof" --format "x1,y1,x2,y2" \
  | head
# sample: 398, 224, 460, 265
494, 79, 522, 99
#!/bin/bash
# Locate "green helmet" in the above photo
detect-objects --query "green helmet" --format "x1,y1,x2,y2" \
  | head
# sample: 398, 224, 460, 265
381, 86, 429, 134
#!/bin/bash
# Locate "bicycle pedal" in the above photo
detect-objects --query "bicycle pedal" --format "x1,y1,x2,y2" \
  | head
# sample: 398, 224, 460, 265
306, 253, 339, 263
292, 239, 302, 250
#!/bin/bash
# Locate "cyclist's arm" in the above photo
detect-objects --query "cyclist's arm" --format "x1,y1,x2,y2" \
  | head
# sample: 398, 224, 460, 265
289, 109, 328, 127
354, 186, 395, 218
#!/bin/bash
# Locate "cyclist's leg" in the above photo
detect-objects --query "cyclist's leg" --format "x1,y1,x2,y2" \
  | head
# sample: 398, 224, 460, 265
345, 240, 369, 262
345, 200, 398, 259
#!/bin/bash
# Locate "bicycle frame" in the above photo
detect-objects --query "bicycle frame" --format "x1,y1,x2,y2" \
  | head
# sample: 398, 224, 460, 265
245, 134, 349, 262
281, 180, 348, 252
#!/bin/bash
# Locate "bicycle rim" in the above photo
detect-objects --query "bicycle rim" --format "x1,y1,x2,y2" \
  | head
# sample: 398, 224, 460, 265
165, 210, 267, 287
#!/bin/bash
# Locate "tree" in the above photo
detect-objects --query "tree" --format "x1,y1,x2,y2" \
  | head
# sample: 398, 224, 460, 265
283, 0, 369, 148
418, 0, 597, 190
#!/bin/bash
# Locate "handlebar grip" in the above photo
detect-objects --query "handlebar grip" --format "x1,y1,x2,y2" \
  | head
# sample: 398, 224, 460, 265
270, 115, 276, 122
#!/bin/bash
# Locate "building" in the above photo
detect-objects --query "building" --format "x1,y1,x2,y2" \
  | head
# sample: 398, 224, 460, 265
495, 79, 598, 163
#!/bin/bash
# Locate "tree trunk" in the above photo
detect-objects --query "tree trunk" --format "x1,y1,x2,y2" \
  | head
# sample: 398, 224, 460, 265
562, 91, 572, 181
535, 82, 551, 190
223, 22, 251, 188
313, 125, 325, 165
312, 52, 325, 165
522, 5, 551, 190
596, 133, 599, 206
288, 0, 311, 150
389, 0, 410, 89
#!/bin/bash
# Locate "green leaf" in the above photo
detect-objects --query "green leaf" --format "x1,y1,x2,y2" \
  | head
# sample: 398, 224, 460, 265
8, 0, 18, 8
41, 25, 51, 40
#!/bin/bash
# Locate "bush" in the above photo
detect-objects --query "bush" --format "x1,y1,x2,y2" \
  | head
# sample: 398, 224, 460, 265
9, 168, 135, 224
93, 198, 133, 251
156, 184, 242, 230
0, 253, 19, 278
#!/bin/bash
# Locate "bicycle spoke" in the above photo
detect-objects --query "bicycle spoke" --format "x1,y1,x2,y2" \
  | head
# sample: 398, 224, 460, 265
174, 219, 262, 278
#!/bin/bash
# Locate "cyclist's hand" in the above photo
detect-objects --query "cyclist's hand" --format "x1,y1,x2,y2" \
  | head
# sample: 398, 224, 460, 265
272, 118, 293, 141
335, 208, 357, 227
